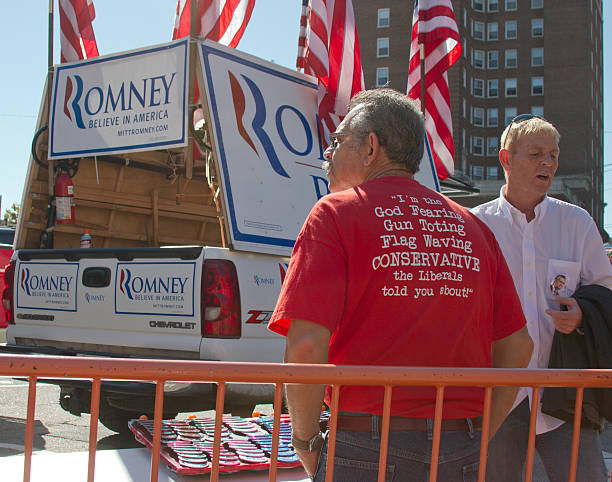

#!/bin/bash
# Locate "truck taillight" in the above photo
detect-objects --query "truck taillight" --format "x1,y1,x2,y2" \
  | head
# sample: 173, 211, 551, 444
201, 259, 241, 338
2, 260, 16, 325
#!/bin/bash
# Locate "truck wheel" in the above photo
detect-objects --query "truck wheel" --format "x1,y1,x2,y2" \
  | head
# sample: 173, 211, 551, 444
98, 398, 176, 435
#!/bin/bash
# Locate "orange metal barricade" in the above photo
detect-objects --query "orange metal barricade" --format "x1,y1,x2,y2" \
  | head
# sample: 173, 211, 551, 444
0, 353, 610, 482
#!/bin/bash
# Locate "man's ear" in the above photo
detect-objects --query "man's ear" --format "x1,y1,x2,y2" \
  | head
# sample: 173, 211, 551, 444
499, 148, 511, 174
363, 132, 380, 167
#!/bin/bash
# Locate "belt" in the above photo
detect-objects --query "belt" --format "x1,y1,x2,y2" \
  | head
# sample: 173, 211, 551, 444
336, 415, 482, 432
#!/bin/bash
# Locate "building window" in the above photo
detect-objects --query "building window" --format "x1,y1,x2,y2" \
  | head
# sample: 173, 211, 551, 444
377, 8, 390, 28
487, 166, 499, 179
531, 77, 544, 95
473, 49, 484, 69
488, 50, 499, 69
473, 78, 484, 97
376, 67, 389, 87
531, 0, 543, 8
487, 137, 498, 156
488, 0, 499, 12
462, 98, 467, 118
532, 18, 544, 37
531, 47, 544, 66
505, 78, 517, 97
505, 49, 517, 68
488, 79, 499, 97
487, 108, 499, 127
487, 23, 499, 41
471, 165, 484, 178
531, 106, 544, 116
377, 38, 389, 57
472, 137, 484, 156
505, 20, 517, 39
473, 0, 484, 12
473, 21, 485, 40
472, 107, 484, 127
505, 0, 517, 10
463, 8, 467, 28
462, 68, 467, 88
505, 107, 517, 125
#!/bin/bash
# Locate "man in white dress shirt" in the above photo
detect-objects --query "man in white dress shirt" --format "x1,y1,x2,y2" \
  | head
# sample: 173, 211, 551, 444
471, 114, 612, 481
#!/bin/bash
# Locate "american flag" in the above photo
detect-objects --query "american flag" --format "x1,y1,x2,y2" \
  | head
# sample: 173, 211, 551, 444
301, 0, 365, 143
172, 0, 255, 46
296, 0, 309, 69
59, 0, 99, 63
407, 0, 462, 180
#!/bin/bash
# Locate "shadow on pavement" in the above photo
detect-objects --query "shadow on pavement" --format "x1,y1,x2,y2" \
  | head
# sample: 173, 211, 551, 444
97, 432, 142, 451
0, 416, 48, 456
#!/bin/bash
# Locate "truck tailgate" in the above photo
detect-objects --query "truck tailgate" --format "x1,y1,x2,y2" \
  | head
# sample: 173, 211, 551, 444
10, 247, 203, 355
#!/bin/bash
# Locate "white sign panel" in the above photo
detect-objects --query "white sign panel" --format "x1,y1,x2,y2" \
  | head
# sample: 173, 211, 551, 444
414, 135, 441, 192
49, 39, 189, 159
16, 262, 79, 312
198, 41, 440, 256
114, 262, 196, 316
199, 41, 329, 256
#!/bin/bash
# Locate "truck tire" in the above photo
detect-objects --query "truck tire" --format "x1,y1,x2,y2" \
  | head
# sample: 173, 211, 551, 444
98, 398, 176, 435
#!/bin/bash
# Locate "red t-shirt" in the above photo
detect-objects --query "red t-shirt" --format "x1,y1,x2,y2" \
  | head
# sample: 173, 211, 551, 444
269, 177, 525, 419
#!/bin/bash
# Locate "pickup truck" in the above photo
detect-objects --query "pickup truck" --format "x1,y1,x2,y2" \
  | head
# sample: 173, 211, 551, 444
2, 245, 288, 432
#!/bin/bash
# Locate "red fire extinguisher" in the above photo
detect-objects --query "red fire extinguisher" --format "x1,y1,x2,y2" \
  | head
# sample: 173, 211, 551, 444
55, 171, 75, 224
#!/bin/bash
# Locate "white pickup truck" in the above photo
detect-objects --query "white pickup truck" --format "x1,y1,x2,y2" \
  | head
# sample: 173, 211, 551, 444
2, 245, 288, 432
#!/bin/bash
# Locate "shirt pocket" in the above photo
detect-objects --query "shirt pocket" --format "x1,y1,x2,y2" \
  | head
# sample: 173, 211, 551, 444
546, 259, 580, 307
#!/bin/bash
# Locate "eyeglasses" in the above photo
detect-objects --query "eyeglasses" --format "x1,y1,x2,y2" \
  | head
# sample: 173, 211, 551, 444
502, 113, 548, 149
329, 131, 354, 150
506, 113, 548, 126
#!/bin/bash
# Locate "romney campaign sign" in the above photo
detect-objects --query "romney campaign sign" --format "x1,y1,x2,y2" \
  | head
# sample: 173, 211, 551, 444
199, 41, 329, 256
16, 262, 79, 312
48, 39, 189, 159
114, 262, 195, 317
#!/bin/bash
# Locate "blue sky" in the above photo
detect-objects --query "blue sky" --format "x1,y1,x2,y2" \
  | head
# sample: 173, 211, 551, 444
0, 1, 610, 233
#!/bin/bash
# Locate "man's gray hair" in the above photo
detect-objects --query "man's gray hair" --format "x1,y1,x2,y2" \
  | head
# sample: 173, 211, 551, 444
347, 88, 424, 174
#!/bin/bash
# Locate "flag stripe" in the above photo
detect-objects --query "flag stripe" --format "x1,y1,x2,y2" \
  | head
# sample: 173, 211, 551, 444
296, 0, 309, 68
303, 0, 364, 143
407, 0, 462, 180
172, 0, 255, 47
59, 0, 99, 63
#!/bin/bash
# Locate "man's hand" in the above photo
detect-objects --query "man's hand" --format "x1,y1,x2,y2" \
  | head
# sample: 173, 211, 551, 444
545, 296, 583, 334
294, 448, 322, 477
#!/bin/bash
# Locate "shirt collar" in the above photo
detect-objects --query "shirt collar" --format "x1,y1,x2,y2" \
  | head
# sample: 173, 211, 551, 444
497, 185, 549, 225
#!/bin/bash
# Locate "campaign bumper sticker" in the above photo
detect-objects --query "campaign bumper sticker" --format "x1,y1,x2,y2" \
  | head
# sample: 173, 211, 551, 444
115, 262, 195, 316
16, 262, 79, 312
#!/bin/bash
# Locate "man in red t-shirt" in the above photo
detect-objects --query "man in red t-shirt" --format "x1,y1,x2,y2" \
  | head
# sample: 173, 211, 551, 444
268, 89, 533, 481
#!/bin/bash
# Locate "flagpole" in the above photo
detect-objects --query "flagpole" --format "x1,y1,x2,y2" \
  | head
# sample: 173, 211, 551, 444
47, 0, 55, 197
419, 43, 426, 115
184, 0, 198, 182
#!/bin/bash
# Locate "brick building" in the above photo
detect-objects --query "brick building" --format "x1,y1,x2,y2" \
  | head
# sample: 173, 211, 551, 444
353, 0, 605, 233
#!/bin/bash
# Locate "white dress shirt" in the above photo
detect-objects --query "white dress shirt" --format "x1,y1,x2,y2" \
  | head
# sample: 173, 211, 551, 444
472, 188, 612, 434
